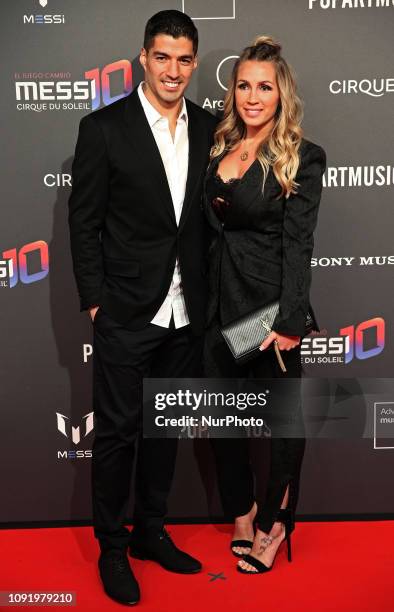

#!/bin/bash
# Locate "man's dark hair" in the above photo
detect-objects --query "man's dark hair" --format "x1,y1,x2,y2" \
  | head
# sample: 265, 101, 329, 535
143, 10, 198, 55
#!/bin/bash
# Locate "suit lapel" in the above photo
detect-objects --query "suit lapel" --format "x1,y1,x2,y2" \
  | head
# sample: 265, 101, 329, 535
179, 101, 208, 231
203, 151, 226, 231
123, 89, 176, 225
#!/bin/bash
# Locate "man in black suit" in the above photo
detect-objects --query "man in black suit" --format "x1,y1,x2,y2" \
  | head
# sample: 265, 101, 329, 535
68, 10, 217, 605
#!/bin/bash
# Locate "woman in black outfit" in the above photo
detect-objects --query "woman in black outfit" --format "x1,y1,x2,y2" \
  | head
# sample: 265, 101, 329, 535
203, 36, 326, 574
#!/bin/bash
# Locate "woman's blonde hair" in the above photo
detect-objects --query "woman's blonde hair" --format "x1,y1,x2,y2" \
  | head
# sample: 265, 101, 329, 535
211, 35, 303, 198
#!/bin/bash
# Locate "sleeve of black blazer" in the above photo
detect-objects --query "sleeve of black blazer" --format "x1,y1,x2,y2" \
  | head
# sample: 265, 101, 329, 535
271, 142, 326, 336
68, 114, 109, 311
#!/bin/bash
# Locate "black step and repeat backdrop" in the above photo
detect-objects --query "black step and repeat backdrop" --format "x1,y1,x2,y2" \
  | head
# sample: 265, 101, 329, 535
1, 0, 393, 523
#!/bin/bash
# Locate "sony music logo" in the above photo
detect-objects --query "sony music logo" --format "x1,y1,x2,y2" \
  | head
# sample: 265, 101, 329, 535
312, 256, 394, 267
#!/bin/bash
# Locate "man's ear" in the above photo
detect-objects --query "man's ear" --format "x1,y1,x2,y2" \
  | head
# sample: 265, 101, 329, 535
193, 55, 198, 71
139, 47, 147, 70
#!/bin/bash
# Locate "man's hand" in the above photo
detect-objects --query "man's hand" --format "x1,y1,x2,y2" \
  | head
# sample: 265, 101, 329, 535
259, 331, 300, 351
89, 306, 99, 322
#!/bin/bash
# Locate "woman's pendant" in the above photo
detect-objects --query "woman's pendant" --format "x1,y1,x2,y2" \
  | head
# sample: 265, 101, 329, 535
240, 151, 249, 161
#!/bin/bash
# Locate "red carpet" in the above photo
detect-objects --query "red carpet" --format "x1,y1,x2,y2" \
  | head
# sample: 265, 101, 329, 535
1, 522, 392, 611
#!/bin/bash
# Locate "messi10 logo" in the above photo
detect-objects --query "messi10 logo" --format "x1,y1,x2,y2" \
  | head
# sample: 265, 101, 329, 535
15, 60, 132, 111
0, 240, 49, 288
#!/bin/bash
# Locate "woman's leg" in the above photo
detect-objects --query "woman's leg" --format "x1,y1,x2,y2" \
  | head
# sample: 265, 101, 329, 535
204, 320, 256, 554
253, 345, 304, 532
238, 345, 305, 571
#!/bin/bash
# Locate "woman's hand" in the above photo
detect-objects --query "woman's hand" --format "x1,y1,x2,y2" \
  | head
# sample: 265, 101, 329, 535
259, 331, 300, 351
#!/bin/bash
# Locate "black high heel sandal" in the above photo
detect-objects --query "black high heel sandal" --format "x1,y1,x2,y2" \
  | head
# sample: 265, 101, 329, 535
230, 538, 254, 558
237, 508, 294, 573
230, 503, 257, 558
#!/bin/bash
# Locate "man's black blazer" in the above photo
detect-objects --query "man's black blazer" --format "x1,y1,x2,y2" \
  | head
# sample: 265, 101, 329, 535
68, 88, 218, 333
204, 139, 326, 336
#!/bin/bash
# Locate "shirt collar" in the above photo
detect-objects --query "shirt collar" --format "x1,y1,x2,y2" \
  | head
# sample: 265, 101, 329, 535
137, 81, 188, 128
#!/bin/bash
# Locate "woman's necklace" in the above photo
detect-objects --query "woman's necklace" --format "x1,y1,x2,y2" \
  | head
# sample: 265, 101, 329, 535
239, 137, 257, 161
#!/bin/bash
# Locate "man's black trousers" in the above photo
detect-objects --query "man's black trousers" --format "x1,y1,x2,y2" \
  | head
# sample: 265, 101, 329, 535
91, 308, 202, 553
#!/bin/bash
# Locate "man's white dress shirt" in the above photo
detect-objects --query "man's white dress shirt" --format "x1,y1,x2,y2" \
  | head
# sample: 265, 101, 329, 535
137, 82, 190, 329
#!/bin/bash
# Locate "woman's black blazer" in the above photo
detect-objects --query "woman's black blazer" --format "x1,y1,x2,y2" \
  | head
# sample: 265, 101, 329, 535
203, 139, 326, 336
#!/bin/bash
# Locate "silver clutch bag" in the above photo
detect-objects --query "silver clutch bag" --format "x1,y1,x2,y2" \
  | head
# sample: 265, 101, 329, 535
220, 301, 314, 371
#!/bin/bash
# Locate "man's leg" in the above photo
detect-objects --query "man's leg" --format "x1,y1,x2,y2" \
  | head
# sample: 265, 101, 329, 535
132, 324, 203, 529
92, 311, 172, 552
130, 323, 203, 572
